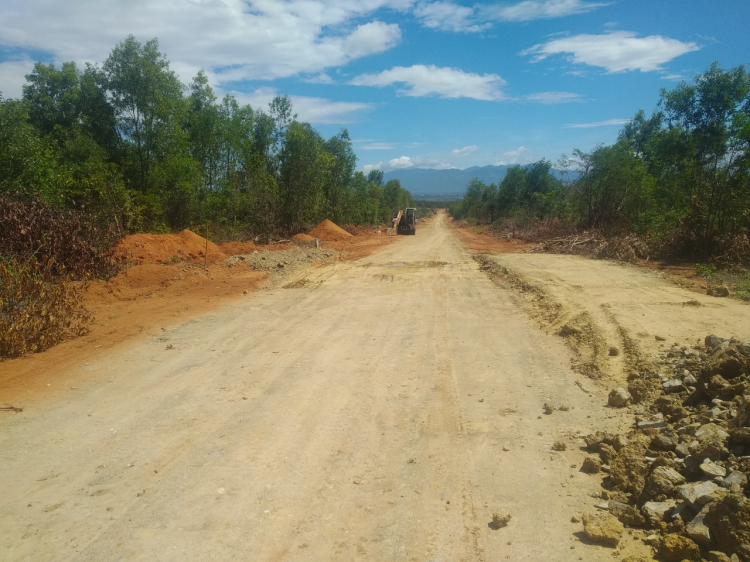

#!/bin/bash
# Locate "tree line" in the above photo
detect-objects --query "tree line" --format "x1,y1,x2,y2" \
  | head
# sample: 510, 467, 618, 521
451, 63, 750, 263
0, 36, 414, 242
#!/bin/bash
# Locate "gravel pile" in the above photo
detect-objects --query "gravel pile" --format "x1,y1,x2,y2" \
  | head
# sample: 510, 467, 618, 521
580, 335, 750, 561
227, 246, 338, 285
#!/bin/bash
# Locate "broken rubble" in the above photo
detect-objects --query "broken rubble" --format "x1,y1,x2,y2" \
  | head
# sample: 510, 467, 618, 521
685, 503, 712, 546
677, 480, 724, 507
642, 500, 677, 527
581, 511, 623, 546
580, 456, 601, 474
608, 387, 631, 407
705, 493, 750, 560
643, 466, 686, 501
657, 533, 701, 561
700, 458, 728, 478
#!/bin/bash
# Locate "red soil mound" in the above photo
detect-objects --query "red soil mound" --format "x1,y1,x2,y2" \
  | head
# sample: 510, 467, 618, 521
292, 233, 316, 241
308, 219, 353, 242
109, 229, 227, 265
220, 241, 256, 255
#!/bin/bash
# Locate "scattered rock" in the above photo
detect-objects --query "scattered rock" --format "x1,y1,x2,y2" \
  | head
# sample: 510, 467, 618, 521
657, 533, 701, 561
662, 379, 686, 394
700, 458, 727, 478
729, 427, 750, 446
705, 334, 727, 349
559, 324, 580, 337
724, 471, 748, 490
637, 420, 669, 431
608, 500, 645, 527
609, 435, 651, 496
609, 346, 620, 357
690, 424, 730, 461
642, 466, 685, 500
608, 387, 632, 408
642, 500, 677, 527
677, 481, 724, 507
685, 504, 712, 546
707, 551, 732, 562
707, 285, 730, 297
552, 440, 567, 451
491, 510, 512, 529
581, 511, 624, 546
543, 401, 555, 415
704, 494, 750, 560
581, 456, 602, 474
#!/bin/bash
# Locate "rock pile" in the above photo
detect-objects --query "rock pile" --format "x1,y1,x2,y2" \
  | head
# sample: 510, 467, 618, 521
582, 335, 750, 560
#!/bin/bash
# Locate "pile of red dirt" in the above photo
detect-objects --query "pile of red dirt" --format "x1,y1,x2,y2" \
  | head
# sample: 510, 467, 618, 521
108, 229, 227, 265
308, 219, 353, 242
219, 241, 256, 255
292, 233, 316, 242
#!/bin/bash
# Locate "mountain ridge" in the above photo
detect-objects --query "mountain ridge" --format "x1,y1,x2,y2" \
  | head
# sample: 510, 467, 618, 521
382, 164, 573, 198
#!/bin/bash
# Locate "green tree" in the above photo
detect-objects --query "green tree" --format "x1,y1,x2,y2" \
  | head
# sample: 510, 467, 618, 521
278, 122, 333, 232
0, 98, 68, 203
103, 36, 193, 227
323, 129, 356, 223
572, 139, 655, 231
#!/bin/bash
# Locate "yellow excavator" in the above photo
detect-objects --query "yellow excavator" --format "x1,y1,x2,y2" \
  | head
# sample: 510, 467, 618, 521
388, 208, 417, 236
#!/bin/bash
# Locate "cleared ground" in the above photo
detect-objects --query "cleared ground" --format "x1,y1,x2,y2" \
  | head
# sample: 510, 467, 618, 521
7, 212, 735, 560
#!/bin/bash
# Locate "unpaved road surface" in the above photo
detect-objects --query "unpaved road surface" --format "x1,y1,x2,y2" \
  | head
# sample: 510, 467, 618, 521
2, 213, 678, 561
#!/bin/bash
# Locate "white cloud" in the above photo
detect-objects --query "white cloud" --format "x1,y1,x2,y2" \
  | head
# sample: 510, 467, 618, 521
303, 73, 335, 84
389, 156, 415, 169
363, 155, 455, 173
0, 58, 36, 99
524, 91, 582, 104
499, 146, 528, 164
522, 31, 700, 73
413, 0, 606, 31
351, 64, 506, 100
226, 87, 372, 125
564, 118, 628, 128
451, 145, 479, 157
361, 142, 397, 150
413, 1, 490, 32
662, 74, 685, 81
0, 0, 408, 91
481, 0, 607, 22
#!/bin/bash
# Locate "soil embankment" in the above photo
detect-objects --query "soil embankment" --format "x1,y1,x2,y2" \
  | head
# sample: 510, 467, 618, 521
0, 223, 392, 408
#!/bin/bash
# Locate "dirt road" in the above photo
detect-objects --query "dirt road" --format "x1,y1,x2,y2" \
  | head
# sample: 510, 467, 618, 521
3, 213, 660, 561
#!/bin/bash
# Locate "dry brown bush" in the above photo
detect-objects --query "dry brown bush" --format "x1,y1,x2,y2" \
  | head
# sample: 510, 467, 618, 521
0, 258, 91, 359
0, 197, 118, 280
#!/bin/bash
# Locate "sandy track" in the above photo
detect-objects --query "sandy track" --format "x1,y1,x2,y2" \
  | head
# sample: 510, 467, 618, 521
1, 213, 650, 561
480, 253, 750, 383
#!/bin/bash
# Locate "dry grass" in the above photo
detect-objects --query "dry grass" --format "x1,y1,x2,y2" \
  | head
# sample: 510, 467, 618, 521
1, 258, 91, 359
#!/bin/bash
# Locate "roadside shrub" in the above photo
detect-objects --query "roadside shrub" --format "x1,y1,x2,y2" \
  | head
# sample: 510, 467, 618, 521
0, 258, 91, 359
0, 197, 118, 279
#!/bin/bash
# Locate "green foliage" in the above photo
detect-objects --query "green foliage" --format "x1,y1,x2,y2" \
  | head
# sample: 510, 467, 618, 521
451, 62, 750, 266
0, 36, 413, 247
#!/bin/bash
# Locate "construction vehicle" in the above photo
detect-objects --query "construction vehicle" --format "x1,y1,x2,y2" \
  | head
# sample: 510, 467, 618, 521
397, 207, 417, 235
386, 208, 417, 235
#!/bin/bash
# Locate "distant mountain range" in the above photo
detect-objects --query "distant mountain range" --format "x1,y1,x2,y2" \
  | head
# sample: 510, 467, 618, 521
383, 165, 574, 199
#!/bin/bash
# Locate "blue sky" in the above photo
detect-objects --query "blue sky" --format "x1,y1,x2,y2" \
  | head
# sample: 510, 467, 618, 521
1, 0, 748, 174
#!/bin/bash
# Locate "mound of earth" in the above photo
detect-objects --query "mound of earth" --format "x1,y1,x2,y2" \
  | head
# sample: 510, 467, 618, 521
109, 229, 226, 265
308, 219, 353, 242
292, 233, 316, 241
220, 241, 257, 255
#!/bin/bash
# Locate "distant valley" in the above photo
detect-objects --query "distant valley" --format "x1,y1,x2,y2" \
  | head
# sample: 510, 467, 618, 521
383, 165, 575, 199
